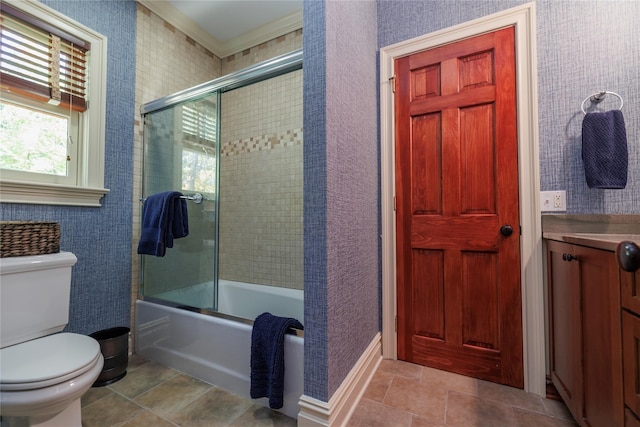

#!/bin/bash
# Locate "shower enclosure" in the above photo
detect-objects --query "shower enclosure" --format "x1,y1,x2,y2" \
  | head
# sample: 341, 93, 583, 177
139, 50, 303, 323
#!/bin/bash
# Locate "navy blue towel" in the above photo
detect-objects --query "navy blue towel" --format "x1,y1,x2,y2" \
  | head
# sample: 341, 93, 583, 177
137, 191, 189, 257
250, 312, 303, 409
582, 110, 628, 189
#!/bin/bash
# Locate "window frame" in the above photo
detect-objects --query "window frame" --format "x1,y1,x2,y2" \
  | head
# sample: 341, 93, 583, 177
0, 0, 108, 207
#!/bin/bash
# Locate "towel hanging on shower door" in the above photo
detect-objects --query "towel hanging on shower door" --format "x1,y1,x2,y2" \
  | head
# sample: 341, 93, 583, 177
137, 191, 189, 257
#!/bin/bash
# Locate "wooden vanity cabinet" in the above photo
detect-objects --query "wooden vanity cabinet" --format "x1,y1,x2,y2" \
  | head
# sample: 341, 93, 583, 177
547, 240, 624, 427
621, 270, 640, 425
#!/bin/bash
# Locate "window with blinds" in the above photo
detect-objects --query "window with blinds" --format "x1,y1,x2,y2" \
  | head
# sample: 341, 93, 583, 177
0, 3, 89, 111
0, 0, 108, 207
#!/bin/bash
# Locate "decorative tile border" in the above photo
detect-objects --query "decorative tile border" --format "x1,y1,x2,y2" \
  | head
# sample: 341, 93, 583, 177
221, 128, 303, 156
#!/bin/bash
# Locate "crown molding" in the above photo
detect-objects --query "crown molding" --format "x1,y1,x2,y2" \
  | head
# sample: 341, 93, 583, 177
137, 1, 302, 59
219, 10, 302, 57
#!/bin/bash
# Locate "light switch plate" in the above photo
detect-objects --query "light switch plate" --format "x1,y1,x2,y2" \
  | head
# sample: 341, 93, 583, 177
540, 190, 566, 212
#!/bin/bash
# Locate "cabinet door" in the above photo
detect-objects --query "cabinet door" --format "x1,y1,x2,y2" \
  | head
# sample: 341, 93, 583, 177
547, 240, 582, 419
577, 245, 624, 427
621, 270, 640, 314
626, 409, 640, 427
623, 311, 640, 417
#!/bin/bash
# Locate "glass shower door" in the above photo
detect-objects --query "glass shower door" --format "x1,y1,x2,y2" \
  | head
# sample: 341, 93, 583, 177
140, 93, 219, 311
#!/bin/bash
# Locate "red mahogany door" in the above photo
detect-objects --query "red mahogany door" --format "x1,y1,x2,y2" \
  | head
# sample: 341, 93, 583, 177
394, 27, 523, 388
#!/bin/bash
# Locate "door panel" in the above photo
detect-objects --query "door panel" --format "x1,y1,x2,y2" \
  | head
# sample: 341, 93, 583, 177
395, 27, 523, 388
460, 104, 496, 214
411, 113, 442, 215
412, 249, 445, 340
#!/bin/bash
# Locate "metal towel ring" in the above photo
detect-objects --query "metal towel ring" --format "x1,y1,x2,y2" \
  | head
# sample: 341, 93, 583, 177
580, 91, 624, 115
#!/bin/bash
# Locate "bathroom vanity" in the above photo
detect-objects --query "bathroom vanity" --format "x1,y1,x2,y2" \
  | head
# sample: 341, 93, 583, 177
543, 216, 640, 427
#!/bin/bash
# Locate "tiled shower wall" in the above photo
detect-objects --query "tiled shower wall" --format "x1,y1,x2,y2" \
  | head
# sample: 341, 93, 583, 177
219, 70, 303, 289
132, 4, 222, 325
220, 28, 304, 292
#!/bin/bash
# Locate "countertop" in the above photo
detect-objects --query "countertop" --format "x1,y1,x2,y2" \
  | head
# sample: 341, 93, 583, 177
543, 232, 640, 252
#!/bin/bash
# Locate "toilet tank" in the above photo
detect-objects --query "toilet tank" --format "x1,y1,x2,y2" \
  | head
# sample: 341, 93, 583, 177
0, 252, 77, 348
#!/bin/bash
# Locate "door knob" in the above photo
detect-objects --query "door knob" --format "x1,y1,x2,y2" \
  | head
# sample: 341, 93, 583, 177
500, 225, 513, 237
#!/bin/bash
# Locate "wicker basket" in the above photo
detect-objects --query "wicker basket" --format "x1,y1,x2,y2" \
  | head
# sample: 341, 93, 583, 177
0, 221, 60, 258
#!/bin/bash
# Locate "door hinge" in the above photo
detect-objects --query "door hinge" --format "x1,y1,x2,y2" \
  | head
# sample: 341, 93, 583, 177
389, 75, 396, 93
395, 315, 397, 332
393, 196, 397, 211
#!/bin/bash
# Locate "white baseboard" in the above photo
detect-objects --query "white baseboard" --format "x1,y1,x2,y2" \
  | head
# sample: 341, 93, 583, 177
298, 332, 382, 427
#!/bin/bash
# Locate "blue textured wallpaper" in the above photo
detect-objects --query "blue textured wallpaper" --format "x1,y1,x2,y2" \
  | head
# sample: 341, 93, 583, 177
324, 0, 380, 400
303, 0, 380, 402
378, 0, 639, 213
303, 0, 329, 401
0, 0, 136, 335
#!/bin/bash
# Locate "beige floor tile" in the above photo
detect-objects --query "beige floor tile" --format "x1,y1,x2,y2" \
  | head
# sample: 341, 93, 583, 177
134, 373, 213, 418
81, 386, 112, 407
542, 398, 576, 422
445, 391, 517, 427
382, 376, 446, 423
81, 392, 144, 427
475, 379, 546, 414
513, 407, 579, 427
228, 404, 297, 427
363, 369, 394, 402
347, 398, 413, 427
119, 410, 177, 427
168, 387, 254, 427
378, 359, 423, 381
108, 361, 178, 399
420, 366, 478, 395
127, 353, 150, 371
411, 414, 446, 427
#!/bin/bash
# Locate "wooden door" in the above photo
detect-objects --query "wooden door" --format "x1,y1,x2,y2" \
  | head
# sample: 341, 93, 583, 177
394, 27, 523, 387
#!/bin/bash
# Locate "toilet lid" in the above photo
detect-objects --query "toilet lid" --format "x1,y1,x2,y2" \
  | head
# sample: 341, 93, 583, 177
0, 333, 101, 389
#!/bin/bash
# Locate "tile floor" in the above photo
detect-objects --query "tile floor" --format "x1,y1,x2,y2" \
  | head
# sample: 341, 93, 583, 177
80, 354, 296, 426
347, 359, 578, 427
80, 355, 577, 426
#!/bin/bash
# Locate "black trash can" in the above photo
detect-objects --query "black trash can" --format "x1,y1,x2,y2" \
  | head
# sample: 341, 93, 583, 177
89, 327, 130, 387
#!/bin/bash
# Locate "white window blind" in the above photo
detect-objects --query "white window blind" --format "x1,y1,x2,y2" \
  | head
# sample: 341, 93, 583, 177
182, 103, 216, 144
0, 3, 89, 111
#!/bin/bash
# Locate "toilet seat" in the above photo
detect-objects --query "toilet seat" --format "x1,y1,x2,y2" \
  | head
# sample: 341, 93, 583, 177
0, 333, 102, 391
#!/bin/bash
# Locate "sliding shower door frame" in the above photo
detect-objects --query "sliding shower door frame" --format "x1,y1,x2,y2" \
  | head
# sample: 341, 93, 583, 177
139, 49, 302, 315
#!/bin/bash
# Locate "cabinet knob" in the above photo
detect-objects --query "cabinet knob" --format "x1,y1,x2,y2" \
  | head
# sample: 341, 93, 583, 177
616, 241, 640, 272
562, 253, 577, 262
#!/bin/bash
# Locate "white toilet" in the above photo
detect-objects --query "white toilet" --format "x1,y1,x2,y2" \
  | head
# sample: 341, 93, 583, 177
0, 252, 104, 427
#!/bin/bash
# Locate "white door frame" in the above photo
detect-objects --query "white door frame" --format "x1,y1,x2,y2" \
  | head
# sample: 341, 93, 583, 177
380, 2, 545, 395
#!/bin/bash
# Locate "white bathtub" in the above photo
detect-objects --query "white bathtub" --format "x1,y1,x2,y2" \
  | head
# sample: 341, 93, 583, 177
135, 294, 304, 418
218, 280, 304, 321
150, 280, 304, 322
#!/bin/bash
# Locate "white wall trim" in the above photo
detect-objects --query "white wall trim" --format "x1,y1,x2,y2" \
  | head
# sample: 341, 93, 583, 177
298, 333, 382, 427
138, 1, 302, 58
379, 2, 546, 396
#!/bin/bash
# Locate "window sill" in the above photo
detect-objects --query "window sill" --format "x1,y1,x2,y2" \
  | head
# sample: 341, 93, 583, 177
0, 180, 109, 207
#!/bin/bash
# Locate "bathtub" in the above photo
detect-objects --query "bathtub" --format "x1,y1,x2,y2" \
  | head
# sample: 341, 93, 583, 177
149, 280, 304, 321
135, 282, 304, 418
